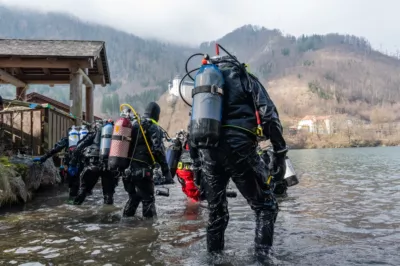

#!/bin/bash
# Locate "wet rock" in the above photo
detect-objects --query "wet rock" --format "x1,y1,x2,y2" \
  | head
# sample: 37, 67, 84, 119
0, 155, 61, 207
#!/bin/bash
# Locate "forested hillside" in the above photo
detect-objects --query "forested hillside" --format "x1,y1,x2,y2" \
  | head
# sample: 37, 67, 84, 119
1, 5, 400, 142
0, 5, 194, 114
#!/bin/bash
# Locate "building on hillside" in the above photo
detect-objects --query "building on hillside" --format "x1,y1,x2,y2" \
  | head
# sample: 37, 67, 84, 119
288, 126, 298, 135
168, 75, 194, 104
297, 115, 332, 134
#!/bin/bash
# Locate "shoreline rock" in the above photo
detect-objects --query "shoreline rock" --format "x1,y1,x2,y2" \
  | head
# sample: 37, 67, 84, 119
0, 155, 61, 208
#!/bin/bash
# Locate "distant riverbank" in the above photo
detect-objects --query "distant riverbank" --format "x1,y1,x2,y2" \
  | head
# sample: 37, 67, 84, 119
285, 133, 400, 149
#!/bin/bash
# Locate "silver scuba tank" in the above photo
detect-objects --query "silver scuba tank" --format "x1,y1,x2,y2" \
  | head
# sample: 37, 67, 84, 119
190, 63, 224, 148
284, 156, 299, 187
79, 125, 89, 140
100, 123, 113, 160
68, 125, 79, 148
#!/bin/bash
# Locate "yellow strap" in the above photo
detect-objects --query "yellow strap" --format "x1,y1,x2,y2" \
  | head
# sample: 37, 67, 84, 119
120, 103, 156, 165
177, 162, 183, 170
266, 175, 272, 185
131, 158, 150, 165
245, 64, 252, 74
149, 118, 159, 126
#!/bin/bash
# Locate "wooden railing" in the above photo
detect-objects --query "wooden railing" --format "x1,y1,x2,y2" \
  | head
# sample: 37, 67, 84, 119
0, 99, 91, 156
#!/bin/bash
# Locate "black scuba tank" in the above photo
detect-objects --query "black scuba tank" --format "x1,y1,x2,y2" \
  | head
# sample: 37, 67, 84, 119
190, 63, 224, 148
166, 138, 182, 177
83, 127, 101, 160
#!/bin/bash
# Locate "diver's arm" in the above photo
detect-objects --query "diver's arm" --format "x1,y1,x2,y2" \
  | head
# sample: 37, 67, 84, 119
69, 131, 96, 166
41, 137, 68, 162
148, 124, 170, 175
252, 77, 287, 153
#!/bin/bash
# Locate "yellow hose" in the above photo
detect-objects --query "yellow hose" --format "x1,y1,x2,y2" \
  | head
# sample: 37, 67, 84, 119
119, 103, 155, 164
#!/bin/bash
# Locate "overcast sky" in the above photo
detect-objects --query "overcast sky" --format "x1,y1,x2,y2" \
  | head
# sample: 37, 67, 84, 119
1, 0, 399, 53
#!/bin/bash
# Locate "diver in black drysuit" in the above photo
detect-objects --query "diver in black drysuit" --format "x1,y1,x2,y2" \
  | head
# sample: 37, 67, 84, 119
122, 102, 173, 218
190, 65, 288, 257
68, 123, 118, 205
33, 130, 83, 200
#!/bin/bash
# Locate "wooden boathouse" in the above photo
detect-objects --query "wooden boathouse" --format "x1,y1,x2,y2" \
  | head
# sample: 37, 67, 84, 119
0, 39, 111, 155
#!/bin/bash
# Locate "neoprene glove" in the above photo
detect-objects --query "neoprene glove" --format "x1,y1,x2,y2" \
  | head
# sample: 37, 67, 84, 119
273, 180, 287, 196
271, 149, 287, 182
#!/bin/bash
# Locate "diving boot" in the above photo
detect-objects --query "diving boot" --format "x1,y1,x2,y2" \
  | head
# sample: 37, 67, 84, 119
254, 210, 277, 258
73, 192, 87, 205
206, 231, 225, 253
103, 194, 114, 205
68, 188, 78, 203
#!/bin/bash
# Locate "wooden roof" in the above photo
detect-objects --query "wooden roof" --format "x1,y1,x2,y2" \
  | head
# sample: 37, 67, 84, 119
26, 92, 102, 121
0, 39, 111, 86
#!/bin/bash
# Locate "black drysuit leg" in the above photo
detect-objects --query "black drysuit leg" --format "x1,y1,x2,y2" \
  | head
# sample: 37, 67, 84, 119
122, 170, 156, 218
67, 171, 80, 199
199, 137, 278, 255
74, 165, 101, 205
68, 164, 85, 199
101, 169, 117, 205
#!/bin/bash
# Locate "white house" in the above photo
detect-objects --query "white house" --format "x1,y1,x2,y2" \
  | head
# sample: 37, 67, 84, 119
168, 75, 194, 104
297, 115, 332, 134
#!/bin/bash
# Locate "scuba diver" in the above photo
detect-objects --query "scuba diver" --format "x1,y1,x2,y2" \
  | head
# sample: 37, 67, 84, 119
181, 44, 288, 258
117, 102, 172, 218
33, 125, 84, 201
166, 128, 237, 202
167, 129, 204, 202
68, 119, 118, 205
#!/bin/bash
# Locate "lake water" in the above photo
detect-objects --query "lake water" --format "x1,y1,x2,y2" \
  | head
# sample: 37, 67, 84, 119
1, 147, 399, 265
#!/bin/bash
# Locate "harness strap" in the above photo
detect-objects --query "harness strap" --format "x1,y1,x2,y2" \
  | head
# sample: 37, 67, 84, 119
192, 85, 223, 97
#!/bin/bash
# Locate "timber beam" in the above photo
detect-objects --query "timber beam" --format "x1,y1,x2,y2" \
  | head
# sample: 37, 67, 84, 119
0, 68, 27, 87
0, 57, 94, 69
76, 68, 93, 88
70, 71, 83, 125
0, 74, 105, 85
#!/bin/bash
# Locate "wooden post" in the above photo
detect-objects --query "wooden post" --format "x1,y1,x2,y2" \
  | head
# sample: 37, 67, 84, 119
85, 85, 94, 123
70, 72, 83, 125
16, 87, 27, 101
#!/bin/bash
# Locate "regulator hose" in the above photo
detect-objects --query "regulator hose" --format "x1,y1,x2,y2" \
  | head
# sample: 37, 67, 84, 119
178, 68, 198, 107
179, 43, 248, 108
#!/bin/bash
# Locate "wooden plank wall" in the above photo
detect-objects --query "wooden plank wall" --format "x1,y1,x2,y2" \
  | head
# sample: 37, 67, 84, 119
0, 108, 75, 156
0, 109, 42, 155
46, 109, 74, 151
